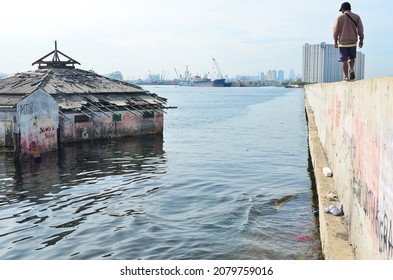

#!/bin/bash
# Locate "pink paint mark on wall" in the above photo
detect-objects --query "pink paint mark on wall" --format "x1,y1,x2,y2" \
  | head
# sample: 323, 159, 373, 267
335, 98, 341, 129
352, 117, 380, 194
327, 94, 340, 131
21, 138, 29, 154
352, 116, 381, 244
328, 100, 334, 124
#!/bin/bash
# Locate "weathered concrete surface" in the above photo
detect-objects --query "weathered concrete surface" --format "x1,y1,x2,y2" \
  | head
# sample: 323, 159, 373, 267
305, 77, 393, 259
305, 98, 355, 260
17, 89, 59, 153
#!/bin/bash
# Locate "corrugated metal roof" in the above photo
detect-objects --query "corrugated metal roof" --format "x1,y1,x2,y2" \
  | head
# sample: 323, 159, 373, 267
0, 68, 165, 109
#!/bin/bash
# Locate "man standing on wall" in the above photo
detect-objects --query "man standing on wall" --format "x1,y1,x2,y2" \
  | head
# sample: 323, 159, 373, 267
333, 2, 364, 81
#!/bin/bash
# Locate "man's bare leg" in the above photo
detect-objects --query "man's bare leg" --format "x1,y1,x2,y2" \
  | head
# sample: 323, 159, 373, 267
342, 60, 349, 81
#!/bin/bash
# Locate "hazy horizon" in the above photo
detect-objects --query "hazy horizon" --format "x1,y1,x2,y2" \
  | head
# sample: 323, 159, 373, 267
1, 0, 391, 79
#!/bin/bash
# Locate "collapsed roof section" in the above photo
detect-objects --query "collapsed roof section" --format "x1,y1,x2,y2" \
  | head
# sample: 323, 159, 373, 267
0, 68, 146, 96
0, 68, 167, 115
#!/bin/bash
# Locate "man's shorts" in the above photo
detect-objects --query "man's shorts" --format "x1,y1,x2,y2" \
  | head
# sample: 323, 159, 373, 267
339, 46, 357, 62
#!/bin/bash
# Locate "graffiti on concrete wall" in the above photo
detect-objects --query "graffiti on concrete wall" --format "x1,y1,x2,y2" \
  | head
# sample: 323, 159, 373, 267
376, 132, 393, 257
330, 91, 392, 258
351, 116, 380, 219
377, 210, 393, 258
307, 79, 393, 259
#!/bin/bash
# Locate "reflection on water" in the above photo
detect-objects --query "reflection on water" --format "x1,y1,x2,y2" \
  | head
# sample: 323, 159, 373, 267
1, 135, 165, 205
0, 136, 167, 259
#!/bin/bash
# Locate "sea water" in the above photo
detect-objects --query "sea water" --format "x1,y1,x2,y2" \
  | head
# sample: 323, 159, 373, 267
0, 86, 322, 259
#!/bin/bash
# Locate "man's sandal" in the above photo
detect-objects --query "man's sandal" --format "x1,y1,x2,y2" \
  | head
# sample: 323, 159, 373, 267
349, 69, 355, 80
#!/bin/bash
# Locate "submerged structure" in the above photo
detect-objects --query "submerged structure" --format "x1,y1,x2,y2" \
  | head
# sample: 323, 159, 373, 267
0, 42, 167, 157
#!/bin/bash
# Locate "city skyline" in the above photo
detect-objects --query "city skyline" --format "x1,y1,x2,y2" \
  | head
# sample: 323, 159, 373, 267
302, 42, 365, 83
1, 0, 392, 80
135, 68, 298, 82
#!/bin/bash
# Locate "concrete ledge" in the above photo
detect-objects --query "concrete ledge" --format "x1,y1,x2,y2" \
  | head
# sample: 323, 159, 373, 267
305, 98, 355, 260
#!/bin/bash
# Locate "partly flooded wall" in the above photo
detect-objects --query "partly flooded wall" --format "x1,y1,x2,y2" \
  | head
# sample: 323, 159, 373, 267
16, 89, 59, 154
305, 77, 393, 259
1, 88, 164, 151
59, 110, 164, 143
0, 110, 15, 147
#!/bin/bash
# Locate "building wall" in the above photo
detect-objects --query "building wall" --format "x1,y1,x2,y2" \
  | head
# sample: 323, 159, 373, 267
356, 51, 365, 80
305, 77, 393, 259
322, 44, 342, 83
16, 89, 59, 154
303, 43, 365, 83
59, 110, 164, 143
1, 89, 165, 152
0, 110, 16, 147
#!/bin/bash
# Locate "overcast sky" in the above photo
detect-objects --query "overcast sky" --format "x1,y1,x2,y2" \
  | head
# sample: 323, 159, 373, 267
1, 0, 392, 80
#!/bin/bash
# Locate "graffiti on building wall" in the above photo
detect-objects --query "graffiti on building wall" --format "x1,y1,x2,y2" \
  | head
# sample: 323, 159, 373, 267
104, 121, 116, 135
74, 119, 118, 140
88, 113, 140, 138
74, 122, 93, 140
62, 112, 158, 142
15, 90, 59, 154
19, 103, 34, 116
40, 125, 56, 141
82, 128, 89, 139
19, 117, 57, 154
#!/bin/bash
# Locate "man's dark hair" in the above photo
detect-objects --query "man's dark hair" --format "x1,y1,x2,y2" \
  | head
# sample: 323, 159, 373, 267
339, 2, 351, 12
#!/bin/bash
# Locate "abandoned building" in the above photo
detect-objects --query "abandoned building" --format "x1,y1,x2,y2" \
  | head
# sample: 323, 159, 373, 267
0, 42, 167, 157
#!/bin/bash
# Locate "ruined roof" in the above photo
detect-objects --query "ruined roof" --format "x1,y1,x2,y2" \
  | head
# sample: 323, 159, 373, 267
0, 42, 167, 111
32, 41, 80, 69
0, 68, 154, 107
52, 92, 166, 113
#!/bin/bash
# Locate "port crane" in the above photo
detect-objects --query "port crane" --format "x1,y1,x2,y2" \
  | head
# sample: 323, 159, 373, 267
174, 68, 180, 80
212, 58, 224, 79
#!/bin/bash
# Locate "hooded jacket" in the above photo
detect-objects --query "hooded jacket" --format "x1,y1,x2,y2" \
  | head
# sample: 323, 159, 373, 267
333, 11, 364, 46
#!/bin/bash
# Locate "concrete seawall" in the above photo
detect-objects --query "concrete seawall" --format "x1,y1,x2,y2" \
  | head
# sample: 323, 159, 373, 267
305, 77, 393, 260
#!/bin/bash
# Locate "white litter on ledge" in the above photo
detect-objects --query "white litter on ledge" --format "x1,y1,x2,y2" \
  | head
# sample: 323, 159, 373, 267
323, 167, 333, 177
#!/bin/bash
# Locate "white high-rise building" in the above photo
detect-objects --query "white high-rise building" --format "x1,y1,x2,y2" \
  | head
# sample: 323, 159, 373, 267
267, 70, 277, 81
289, 69, 296, 80
277, 70, 284, 82
302, 42, 365, 83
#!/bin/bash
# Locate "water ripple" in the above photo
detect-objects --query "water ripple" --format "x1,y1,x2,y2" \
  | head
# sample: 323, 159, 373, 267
0, 87, 321, 260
